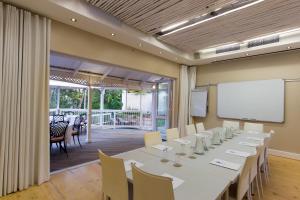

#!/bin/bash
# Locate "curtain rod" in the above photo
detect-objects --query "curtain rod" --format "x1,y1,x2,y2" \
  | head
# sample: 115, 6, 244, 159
196, 78, 300, 87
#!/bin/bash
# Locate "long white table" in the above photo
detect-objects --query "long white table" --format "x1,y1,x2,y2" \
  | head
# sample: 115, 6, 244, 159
113, 128, 271, 200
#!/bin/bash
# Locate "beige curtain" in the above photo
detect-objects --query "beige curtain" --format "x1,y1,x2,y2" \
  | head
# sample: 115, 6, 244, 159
188, 66, 197, 123
178, 65, 189, 136
0, 3, 51, 196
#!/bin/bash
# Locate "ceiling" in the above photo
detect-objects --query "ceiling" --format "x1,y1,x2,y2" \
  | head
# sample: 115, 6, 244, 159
50, 52, 167, 83
87, 0, 300, 53
5, 0, 300, 65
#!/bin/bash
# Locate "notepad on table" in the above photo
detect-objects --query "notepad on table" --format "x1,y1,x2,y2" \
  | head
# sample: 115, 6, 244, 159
152, 144, 173, 151
239, 141, 259, 147
226, 149, 251, 157
124, 160, 144, 172
210, 159, 241, 171
174, 138, 191, 145
161, 173, 184, 189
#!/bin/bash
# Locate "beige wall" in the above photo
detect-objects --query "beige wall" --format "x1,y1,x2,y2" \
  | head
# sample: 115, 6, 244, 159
196, 50, 300, 154
50, 21, 180, 79
50, 21, 180, 127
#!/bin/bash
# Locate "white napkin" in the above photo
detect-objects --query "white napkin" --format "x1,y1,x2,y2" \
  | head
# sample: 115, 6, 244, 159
161, 173, 184, 189
247, 130, 261, 134
210, 159, 241, 171
239, 141, 259, 147
152, 144, 173, 151
247, 137, 264, 141
174, 138, 191, 145
124, 160, 143, 172
226, 149, 251, 157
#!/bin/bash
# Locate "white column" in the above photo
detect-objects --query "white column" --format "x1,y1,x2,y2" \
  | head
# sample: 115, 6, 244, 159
100, 88, 105, 126
139, 93, 143, 128
86, 86, 92, 143
152, 86, 157, 131
56, 87, 60, 114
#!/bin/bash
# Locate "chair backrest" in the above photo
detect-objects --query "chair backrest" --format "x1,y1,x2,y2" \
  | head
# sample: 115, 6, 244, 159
237, 155, 256, 200
244, 122, 264, 132
98, 150, 129, 200
73, 116, 81, 130
166, 128, 179, 141
250, 147, 261, 182
195, 122, 205, 132
53, 114, 65, 123
50, 122, 69, 138
186, 124, 197, 135
144, 131, 162, 147
223, 120, 240, 129
132, 164, 174, 200
257, 143, 265, 167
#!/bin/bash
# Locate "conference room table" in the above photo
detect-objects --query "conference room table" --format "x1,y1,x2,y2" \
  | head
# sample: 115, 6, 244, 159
114, 128, 271, 200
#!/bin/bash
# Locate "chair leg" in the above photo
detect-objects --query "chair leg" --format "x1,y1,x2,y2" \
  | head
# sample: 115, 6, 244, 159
77, 135, 82, 148
255, 177, 261, 199
258, 170, 264, 196
73, 135, 76, 145
59, 142, 62, 152
63, 140, 68, 157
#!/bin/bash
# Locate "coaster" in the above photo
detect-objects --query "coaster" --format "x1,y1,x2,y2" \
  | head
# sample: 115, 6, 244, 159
176, 152, 186, 156
173, 163, 182, 167
188, 155, 197, 159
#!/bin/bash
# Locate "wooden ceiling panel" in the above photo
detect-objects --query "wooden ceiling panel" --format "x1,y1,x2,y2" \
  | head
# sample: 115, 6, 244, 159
87, 0, 300, 53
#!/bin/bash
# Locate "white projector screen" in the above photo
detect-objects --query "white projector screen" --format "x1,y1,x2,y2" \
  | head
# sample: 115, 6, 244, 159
217, 79, 285, 123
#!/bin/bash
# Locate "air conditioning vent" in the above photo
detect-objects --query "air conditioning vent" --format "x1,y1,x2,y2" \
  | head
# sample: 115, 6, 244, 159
216, 44, 240, 54
248, 35, 280, 48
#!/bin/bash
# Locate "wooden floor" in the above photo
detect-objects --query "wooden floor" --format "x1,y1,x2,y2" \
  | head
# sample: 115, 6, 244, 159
2, 156, 300, 200
50, 128, 146, 171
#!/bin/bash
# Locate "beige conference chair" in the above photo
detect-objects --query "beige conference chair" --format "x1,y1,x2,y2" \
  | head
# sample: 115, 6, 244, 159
244, 122, 264, 132
230, 155, 256, 200
98, 150, 129, 200
256, 145, 266, 198
250, 146, 264, 199
186, 124, 197, 135
131, 164, 175, 200
195, 122, 205, 132
144, 131, 162, 148
166, 128, 179, 141
223, 120, 240, 129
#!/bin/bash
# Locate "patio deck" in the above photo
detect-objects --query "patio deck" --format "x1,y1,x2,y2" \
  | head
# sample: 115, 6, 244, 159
50, 127, 147, 172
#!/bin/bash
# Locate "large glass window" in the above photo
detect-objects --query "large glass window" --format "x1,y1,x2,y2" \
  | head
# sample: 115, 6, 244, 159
49, 87, 58, 109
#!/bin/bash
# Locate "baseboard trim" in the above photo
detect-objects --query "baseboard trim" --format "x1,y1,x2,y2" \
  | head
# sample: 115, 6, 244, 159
50, 159, 100, 175
269, 149, 300, 160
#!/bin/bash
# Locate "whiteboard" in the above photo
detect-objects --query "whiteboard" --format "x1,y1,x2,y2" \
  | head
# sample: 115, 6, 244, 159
217, 79, 284, 122
190, 88, 208, 117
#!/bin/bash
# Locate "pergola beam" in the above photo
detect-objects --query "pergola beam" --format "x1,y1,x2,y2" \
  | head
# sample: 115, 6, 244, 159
101, 67, 113, 81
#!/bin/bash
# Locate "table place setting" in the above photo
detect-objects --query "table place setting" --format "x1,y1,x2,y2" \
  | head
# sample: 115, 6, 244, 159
124, 160, 144, 172
225, 149, 251, 157
174, 138, 192, 145
239, 141, 260, 147
210, 158, 241, 171
161, 173, 185, 189
152, 144, 173, 151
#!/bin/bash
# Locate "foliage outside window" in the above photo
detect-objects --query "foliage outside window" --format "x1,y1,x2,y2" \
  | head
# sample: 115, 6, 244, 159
49, 87, 58, 109
104, 89, 123, 110
92, 89, 101, 109
59, 88, 86, 109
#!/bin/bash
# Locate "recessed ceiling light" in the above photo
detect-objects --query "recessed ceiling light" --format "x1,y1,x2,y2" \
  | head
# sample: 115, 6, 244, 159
159, 0, 265, 36
70, 18, 77, 22
111, 33, 115, 36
